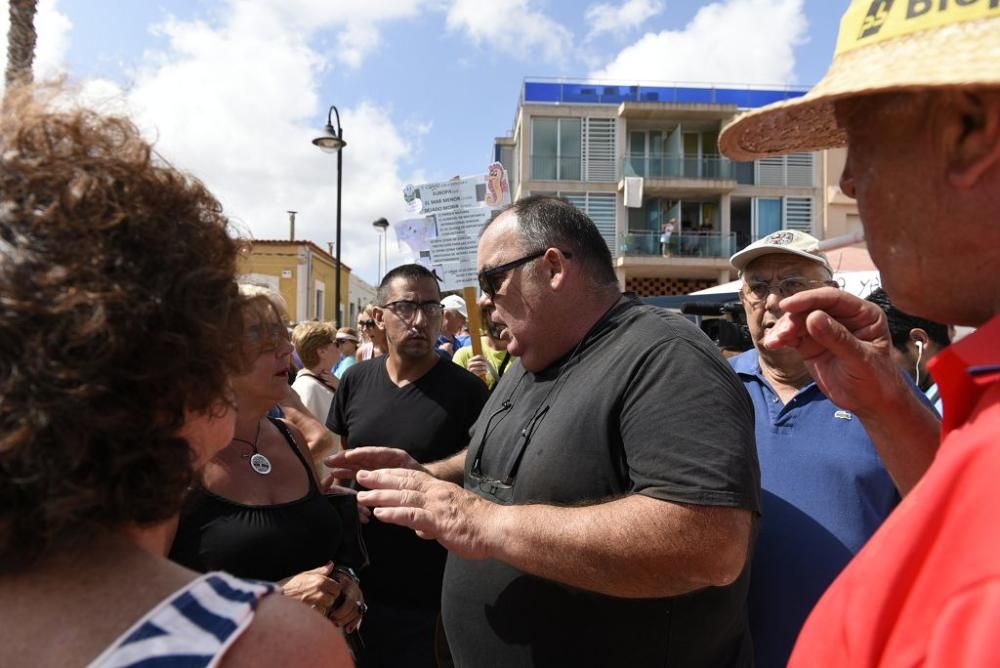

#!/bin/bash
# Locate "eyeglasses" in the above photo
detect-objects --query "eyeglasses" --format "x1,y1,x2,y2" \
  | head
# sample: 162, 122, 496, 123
744, 277, 837, 303
243, 321, 290, 351
381, 300, 444, 321
358, 319, 375, 329
478, 248, 573, 299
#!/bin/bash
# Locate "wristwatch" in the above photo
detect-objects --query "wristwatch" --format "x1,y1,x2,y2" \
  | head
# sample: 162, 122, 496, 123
334, 566, 360, 584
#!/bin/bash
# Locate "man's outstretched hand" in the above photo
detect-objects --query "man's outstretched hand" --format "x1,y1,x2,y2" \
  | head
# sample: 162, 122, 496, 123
324, 447, 426, 481
355, 468, 500, 561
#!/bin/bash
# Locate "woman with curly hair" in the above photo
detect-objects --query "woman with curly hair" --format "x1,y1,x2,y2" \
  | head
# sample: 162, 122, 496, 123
171, 286, 367, 640
0, 88, 350, 667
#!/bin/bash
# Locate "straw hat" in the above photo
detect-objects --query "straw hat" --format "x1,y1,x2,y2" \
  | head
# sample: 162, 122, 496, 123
719, 2, 1000, 161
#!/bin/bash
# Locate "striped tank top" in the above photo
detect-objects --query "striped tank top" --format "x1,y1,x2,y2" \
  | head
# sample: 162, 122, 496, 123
87, 571, 276, 668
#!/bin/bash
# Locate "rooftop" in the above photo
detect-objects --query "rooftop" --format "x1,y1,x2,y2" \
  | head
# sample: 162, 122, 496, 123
243, 239, 352, 271
520, 77, 808, 109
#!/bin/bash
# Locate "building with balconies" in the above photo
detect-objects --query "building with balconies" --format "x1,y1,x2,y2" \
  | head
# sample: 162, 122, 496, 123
493, 79, 859, 295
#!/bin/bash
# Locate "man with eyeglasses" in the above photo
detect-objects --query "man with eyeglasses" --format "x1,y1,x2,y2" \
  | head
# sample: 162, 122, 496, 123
330, 196, 761, 666
326, 264, 489, 668
727, 231, 935, 668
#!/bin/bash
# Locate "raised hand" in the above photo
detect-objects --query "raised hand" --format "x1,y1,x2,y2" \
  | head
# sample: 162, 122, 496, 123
762, 287, 905, 418
356, 468, 500, 561
324, 446, 427, 481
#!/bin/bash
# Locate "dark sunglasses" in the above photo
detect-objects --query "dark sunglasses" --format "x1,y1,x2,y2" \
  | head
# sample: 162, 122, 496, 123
478, 248, 573, 299
357, 320, 376, 328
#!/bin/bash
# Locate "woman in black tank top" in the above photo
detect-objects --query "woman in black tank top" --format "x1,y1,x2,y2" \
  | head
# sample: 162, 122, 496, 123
171, 290, 366, 636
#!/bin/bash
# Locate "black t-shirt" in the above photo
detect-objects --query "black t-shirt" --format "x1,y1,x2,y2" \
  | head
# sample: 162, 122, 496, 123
328, 355, 489, 608
442, 296, 760, 667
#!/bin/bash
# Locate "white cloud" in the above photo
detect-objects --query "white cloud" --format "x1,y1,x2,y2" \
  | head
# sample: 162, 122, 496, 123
446, 0, 572, 64
242, 0, 426, 71
0, 0, 72, 94
591, 0, 807, 86
585, 0, 664, 41
71, 1, 429, 284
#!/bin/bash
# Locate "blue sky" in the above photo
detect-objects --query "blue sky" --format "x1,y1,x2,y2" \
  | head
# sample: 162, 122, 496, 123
4, 0, 849, 284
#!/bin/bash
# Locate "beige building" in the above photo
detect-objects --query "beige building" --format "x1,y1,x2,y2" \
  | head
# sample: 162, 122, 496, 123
238, 240, 351, 324
494, 80, 860, 296
348, 272, 377, 326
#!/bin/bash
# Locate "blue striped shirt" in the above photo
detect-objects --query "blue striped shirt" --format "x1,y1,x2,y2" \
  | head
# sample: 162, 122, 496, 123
87, 572, 276, 668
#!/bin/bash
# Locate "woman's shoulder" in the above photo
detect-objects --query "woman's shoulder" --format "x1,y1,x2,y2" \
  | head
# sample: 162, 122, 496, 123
221, 593, 353, 667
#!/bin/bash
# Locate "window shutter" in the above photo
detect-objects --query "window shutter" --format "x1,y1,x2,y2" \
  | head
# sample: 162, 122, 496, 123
561, 192, 618, 257
784, 197, 814, 233
757, 156, 785, 186
587, 193, 617, 256
786, 153, 814, 186
583, 118, 617, 182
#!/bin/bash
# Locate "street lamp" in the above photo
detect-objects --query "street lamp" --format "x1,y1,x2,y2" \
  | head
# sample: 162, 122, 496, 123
313, 105, 346, 326
372, 217, 389, 282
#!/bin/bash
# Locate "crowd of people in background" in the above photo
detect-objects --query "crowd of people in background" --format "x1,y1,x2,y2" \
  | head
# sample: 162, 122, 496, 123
2, 2, 999, 666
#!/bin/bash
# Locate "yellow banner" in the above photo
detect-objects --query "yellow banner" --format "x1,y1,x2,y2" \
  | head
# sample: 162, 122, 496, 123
836, 0, 999, 55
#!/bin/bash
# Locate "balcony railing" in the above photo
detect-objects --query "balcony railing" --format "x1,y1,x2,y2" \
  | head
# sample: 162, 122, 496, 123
618, 231, 736, 258
624, 153, 749, 182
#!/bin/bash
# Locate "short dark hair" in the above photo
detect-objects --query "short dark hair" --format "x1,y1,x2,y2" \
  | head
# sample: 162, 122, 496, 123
376, 263, 441, 305
866, 288, 950, 349
0, 88, 244, 569
488, 195, 617, 287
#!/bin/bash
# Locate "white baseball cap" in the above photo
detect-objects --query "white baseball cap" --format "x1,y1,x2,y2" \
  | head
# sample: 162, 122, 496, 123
730, 230, 832, 273
440, 294, 468, 319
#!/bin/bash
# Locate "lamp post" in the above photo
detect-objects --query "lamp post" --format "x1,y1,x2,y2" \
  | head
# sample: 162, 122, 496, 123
372, 217, 389, 282
312, 105, 346, 327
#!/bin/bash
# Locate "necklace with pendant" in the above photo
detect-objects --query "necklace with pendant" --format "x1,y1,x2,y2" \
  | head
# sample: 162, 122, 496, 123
232, 419, 272, 475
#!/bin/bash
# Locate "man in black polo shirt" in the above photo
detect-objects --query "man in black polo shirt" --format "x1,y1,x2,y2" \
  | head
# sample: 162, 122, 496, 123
327, 263, 488, 667
329, 197, 760, 666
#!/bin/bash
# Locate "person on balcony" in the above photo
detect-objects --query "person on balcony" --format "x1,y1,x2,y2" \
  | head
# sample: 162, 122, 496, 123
660, 218, 676, 256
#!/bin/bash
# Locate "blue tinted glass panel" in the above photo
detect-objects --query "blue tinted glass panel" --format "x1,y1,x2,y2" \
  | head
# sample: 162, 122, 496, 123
675, 87, 714, 104
562, 85, 600, 103
524, 82, 561, 102
757, 198, 782, 237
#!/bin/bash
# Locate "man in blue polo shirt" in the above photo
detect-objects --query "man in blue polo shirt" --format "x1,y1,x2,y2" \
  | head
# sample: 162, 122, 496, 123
728, 231, 904, 668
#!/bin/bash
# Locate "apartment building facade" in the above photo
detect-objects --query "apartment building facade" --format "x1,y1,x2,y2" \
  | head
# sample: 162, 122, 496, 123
494, 79, 859, 296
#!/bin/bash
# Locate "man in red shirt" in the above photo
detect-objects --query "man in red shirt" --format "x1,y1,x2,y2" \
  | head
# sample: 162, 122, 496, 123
720, 1, 1000, 665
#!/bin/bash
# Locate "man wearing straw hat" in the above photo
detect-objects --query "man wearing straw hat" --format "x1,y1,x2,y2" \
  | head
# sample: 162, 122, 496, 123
720, 1, 1000, 664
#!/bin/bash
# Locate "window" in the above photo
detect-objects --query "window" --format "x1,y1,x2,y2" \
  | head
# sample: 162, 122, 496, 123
750, 196, 814, 242
315, 288, 324, 320
756, 198, 782, 238
531, 118, 581, 181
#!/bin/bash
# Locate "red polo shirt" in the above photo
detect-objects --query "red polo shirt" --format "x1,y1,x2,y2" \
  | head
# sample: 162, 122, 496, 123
790, 315, 1000, 667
